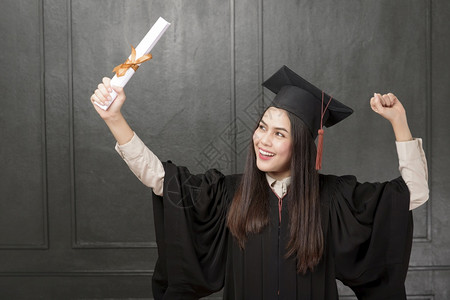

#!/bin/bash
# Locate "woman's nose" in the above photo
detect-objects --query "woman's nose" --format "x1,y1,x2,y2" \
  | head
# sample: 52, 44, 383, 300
260, 132, 272, 146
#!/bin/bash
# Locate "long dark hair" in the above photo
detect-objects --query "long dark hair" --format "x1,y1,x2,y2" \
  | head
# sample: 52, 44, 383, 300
227, 108, 323, 274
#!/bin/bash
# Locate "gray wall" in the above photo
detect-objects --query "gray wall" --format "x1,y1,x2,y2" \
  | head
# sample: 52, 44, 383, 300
0, 0, 448, 298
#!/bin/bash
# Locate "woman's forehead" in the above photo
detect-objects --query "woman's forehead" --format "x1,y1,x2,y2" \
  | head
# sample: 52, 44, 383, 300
262, 107, 290, 125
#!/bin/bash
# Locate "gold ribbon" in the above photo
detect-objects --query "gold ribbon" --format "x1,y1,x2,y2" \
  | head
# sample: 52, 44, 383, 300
112, 45, 152, 77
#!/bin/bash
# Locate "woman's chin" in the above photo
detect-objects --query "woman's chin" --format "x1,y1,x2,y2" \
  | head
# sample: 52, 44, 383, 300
256, 160, 272, 173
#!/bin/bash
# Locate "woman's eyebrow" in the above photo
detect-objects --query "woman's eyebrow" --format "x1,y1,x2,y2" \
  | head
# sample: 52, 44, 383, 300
260, 119, 289, 133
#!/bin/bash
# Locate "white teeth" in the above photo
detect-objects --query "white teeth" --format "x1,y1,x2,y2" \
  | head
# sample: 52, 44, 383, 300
259, 149, 274, 156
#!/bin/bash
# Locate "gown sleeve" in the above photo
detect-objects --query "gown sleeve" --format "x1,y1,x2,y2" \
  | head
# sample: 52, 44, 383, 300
326, 175, 413, 299
151, 161, 234, 299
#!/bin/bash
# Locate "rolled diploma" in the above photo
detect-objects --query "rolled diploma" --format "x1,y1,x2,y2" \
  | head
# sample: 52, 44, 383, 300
95, 17, 171, 110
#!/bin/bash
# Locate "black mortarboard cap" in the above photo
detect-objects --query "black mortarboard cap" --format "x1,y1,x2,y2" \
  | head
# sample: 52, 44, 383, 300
262, 65, 353, 139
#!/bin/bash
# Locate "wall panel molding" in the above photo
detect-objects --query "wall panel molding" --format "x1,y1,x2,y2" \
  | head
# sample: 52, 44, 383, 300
339, 296, 434, 300
67, 0, 232, 250
0, 270, 153, 277
407, 297, 434, 300
0, 0, 49, 251
67, 0, 156, 249
413, 0, 433, 244
229, 0, 237, 173
72, 241, 157, 249
409, 265, 450, 271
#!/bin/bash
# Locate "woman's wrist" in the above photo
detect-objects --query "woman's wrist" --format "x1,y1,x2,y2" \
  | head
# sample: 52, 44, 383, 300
103, 111, 124, 123
391, 117, 413, 142
103, 113, 134, 145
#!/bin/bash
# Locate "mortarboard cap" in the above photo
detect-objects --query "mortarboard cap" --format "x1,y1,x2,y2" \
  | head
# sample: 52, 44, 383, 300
262, 65, 353, 139
262, 65, 353, 169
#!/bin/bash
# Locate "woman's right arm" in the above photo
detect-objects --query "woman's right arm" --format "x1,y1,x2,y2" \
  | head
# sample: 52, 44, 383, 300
91, 77, 134, 145
90, 77, 165, 196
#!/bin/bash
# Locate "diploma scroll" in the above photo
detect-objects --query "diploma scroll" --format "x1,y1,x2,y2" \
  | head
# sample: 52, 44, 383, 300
95, 17, 171, 110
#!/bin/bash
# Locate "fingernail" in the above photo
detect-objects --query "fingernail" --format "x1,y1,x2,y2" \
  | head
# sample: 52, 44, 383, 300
107, 96, 112, 101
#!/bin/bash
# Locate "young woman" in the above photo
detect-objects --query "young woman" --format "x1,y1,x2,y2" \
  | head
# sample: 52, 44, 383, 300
91, 66, 428, 299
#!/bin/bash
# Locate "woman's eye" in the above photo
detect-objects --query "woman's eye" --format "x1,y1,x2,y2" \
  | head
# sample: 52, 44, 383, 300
276, 132, 284, 137
259, 125, 266, 131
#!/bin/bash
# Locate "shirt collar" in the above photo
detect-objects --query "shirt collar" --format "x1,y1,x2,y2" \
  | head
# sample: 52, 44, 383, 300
265, 173, 292, 187
266, 174, 292, 198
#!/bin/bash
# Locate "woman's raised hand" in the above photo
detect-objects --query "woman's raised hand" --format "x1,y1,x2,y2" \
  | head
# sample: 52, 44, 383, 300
90, 77, 127, 120
90, 77, 134, 145
370, 93, 413, 142
370, 93, 406, 122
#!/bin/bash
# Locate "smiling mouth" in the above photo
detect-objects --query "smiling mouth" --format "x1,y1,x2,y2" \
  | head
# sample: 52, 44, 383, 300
259, 149, 275, 158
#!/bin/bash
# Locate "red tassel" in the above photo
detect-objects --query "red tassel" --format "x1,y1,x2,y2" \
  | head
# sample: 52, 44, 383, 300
315, 129, 324, 170
316, 91, 332, 170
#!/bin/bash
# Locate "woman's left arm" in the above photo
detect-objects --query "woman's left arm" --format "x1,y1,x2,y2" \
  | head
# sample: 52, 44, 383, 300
370, 93, 429, 210
370, 93, 412, 141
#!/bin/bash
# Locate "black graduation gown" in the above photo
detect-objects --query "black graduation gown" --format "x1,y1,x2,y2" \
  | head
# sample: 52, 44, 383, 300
151, 161, 413, 299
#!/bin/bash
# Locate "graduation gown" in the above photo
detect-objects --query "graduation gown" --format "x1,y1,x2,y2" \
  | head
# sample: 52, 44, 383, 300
151, 161, 413, 299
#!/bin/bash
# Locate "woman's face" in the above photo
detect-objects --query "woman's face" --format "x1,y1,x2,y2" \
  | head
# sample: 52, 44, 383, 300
253, 107, 293, 180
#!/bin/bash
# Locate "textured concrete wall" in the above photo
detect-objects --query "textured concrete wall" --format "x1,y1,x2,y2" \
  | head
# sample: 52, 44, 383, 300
0, 0, 448, 298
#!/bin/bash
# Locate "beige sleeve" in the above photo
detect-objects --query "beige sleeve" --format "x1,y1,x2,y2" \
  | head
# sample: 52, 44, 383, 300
396, 138, 429, 210
115, 132, 165, 196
